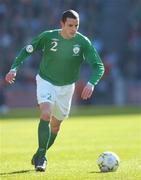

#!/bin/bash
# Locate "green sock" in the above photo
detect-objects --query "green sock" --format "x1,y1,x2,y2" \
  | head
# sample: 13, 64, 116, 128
36, 119, 51, 157
47, 132, 57, 150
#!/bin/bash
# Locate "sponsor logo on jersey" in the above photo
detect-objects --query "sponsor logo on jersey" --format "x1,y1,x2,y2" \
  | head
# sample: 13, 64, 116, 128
73, 44, 80, 56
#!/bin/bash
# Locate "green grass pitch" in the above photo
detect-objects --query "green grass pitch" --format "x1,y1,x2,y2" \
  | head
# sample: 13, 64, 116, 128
0, 107, 141, 180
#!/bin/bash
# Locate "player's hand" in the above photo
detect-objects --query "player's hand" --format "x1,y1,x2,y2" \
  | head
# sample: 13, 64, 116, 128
81, 82, 94, 100
5, 70, 17, 84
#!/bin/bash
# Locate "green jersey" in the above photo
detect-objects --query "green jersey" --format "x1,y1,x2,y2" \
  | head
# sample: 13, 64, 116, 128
11, 29, 104, 86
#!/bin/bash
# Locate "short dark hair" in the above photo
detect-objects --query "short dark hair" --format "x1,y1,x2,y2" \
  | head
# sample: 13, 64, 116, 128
61, 10, 79, 23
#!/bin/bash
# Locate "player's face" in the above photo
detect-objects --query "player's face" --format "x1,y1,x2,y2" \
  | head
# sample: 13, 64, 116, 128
61, 18, 79, 39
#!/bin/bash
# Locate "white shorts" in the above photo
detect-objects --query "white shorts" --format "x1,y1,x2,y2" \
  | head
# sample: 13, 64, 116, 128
36, 75, 75, 120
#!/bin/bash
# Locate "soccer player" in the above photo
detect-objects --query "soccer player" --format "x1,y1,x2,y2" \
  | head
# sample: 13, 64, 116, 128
5, 10, 105, 172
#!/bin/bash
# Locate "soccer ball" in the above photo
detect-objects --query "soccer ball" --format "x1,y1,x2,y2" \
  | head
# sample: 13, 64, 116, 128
97, 151, 120, 172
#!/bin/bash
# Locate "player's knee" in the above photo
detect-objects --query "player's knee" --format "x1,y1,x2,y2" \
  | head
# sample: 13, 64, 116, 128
40, 110, 51, 121
51, 125, 60, 134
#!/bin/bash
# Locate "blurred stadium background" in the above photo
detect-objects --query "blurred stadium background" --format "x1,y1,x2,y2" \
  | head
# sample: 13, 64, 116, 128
0, 0, 141, 113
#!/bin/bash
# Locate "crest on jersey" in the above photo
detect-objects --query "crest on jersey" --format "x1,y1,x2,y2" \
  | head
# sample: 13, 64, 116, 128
73, 44, 80, 56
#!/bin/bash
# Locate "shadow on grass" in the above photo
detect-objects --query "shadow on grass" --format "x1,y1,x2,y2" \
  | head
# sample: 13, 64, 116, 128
89, 171, 102, 173
89, 171, 111, 174
0, 169, 34, 176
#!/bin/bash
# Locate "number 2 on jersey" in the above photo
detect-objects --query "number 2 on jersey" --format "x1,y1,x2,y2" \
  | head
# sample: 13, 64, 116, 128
50, 41, 58, 52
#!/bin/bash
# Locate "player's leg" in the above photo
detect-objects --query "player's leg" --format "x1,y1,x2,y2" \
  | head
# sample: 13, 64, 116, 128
47, 83, 75, 150
37, 102, 52, 156
47, 116, 62, 150
33, 102, 52, 171
33, 75, 55, 171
